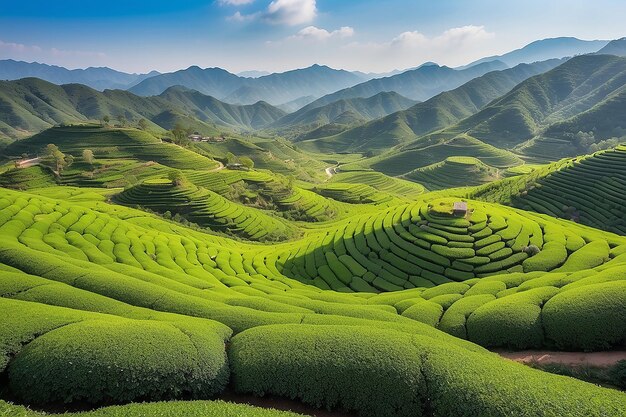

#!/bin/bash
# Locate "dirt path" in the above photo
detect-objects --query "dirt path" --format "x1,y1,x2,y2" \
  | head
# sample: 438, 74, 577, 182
325, 166, 336, 179
208, 160, 225, 172
494, 349, 626, 367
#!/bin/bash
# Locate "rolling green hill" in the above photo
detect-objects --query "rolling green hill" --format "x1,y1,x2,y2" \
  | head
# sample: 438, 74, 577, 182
440, 54, 626, 153
0, 78, 286, 140
2, 126, 220, 170
404, 156, 500, 190
1, 168, 626, 415
114, 178, 294, 241
271, 91, 416, 135
340, 54, 626, 176
298, 59, 562, 155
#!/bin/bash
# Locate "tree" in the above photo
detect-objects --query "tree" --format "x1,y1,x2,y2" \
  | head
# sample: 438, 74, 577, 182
225, 152, 237, 165
138, 119, 149, 130
44, 144, 67, 173
82, 149, 95, 165
117, 114, 127, 127
65, 154, 74, 168
239, 156, 254, 170
102, 115, 110, 126
171, 123, 187, 145
168, 170, 187, 186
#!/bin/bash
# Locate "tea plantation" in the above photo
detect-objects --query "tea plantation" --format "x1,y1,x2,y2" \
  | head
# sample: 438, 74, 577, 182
0, 182, 625, 415
1, 126, 625, 416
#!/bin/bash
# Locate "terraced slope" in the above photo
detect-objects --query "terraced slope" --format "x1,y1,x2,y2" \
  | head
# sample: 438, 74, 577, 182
404, 156, 500, 190
115, 179, 294, 241
329, 170, 426, 200
279, 197, 624, 292
3, 126, 220, 171
1, 186, 626, 416
471, 145, 626, 235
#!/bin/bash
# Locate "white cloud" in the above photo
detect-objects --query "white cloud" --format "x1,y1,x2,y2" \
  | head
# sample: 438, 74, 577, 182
391, 26, 493, 49
391, 31, 428, 47
260, 25, 497, 74
264, 0, 317, 25
290, 26, 354, 41
0, 40, 42, 53
217, 0, 255, 5
227, 11, 259, 22
232, 0, 317, 25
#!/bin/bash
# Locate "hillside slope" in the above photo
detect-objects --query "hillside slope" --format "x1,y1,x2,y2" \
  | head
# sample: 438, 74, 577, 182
462, 37, 608, 68
0, 78, 286, 139
272, 91, 416, 132
471, 145, 626, 235
300, 60, 508, 109
303, 59, 563, 154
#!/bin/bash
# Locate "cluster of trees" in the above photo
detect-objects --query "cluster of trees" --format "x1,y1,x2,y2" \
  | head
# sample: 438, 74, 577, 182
42, 145, 96, 173
101, 115, 149, 131
225, 152, 254, 169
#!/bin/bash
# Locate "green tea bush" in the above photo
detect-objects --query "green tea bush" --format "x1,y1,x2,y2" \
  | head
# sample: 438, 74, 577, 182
8, 319, 229, 405
466, 287, 559, 348
231, 324, 626, 417
522, 241, 567, 272
230, 325, 426, 417
556, 240, 610, 272
543, 281, 626, 350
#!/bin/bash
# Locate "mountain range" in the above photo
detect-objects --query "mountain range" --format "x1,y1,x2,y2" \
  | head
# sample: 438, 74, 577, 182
0, 59, 159, 90
297, 59, 564, 154
460, 37, 608, 68
129, 64, 366, 106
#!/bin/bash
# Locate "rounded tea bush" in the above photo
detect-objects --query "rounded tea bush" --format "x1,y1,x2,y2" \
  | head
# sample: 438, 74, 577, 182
8, 319, 229, 405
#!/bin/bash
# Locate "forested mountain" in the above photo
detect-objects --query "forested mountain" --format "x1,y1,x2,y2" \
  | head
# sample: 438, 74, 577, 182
0, 78, 285, 139
271, 91, 416, 133
297, 59, 564, 153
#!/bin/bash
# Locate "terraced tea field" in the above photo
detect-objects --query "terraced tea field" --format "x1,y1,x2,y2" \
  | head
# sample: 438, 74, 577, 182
1, 125, 625, 417
472, 145, 626, 235
0, 185, 625, 416
115, 178, 294, 241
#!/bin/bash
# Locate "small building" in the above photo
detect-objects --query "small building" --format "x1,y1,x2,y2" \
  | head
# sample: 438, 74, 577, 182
226, 162, 248, 171
453, 201, 468, 217
187, 134, 203, 142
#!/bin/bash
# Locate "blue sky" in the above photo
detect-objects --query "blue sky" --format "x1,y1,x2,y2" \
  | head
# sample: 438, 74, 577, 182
0, 0, 624, 74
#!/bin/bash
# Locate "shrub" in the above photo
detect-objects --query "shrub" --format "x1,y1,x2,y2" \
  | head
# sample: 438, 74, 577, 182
8, 319, 229, 405
522, 241, 567, 272
556, 240, 610, 272
466, 287, 559, 349
542, 281, 626, 350
402, 299, 444, 326
230, 325, 426, 417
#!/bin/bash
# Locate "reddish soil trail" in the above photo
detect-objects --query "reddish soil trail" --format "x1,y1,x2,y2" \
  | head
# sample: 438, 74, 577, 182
493, 349, 626, 367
